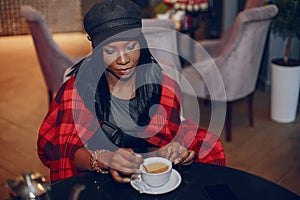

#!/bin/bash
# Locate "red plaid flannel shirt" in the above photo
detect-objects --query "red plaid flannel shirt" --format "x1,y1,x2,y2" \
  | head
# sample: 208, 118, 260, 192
38, 74, 225, 182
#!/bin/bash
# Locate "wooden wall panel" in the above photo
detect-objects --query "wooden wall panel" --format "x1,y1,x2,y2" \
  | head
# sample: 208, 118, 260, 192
0, 0, 82, 36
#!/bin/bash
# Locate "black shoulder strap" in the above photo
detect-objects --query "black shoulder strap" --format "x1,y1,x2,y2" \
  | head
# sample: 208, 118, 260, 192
66, 58, 85, 78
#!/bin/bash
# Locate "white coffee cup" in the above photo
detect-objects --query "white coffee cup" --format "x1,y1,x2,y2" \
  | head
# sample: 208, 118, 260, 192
140, 157, 172, 187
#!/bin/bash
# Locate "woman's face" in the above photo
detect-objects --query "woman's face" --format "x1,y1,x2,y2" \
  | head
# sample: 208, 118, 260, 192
103, 40, 140, 80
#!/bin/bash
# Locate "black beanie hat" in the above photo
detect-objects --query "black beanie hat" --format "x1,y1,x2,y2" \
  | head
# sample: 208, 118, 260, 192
84, 0, 142, 48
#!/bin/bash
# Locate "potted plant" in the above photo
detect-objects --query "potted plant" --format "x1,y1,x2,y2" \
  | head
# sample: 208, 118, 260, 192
270, 0, 300, 123
154, 2, 171, 19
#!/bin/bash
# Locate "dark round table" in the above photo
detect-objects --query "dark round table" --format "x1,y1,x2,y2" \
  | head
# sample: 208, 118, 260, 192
50, 162, 300, 200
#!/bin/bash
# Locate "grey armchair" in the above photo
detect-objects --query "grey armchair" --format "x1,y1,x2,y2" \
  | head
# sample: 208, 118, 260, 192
142, 19, 182, 85
142, 19, 185, 119
200, 0, 266, 58
181, 5, 278, 141
20, 5, 82, 106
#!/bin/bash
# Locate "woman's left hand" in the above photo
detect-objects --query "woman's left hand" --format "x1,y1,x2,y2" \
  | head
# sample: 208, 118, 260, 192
157, 142, 195, 166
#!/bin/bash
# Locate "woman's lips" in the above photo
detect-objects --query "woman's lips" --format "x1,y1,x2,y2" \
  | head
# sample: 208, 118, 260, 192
118, 68, 133, 75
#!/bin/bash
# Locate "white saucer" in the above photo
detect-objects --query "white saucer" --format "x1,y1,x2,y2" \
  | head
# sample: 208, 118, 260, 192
130, 169, 182, 195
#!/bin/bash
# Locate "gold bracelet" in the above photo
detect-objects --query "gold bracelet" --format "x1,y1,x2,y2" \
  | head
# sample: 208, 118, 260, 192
90, 149, 109, 174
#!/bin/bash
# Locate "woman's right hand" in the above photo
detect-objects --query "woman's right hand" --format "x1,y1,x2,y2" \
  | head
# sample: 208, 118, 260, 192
101, 148, 144, 183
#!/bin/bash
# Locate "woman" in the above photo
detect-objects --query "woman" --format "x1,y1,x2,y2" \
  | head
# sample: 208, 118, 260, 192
38, 0, 225, 183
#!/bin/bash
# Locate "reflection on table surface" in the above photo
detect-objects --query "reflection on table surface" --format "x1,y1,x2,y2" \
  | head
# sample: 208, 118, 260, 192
51, 162, 300, 200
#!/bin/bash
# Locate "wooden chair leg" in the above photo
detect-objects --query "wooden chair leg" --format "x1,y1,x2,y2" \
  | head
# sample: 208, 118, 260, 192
48, 89, 53, 107
248, 93, 254, 127
225, 102, 232, 142
204, 95, 211, 106
204, 99, 210, 106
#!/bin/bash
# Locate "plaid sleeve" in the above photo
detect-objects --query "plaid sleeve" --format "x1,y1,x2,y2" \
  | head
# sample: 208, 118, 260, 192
145, 75, 225, 166
38, 77, 98, 182
179, 119, 225, 166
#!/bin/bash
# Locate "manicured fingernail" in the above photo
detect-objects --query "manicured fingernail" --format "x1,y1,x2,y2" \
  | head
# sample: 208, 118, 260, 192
124, 178, 131, 182
136, 154, 142, 158
174, 159, 180, 165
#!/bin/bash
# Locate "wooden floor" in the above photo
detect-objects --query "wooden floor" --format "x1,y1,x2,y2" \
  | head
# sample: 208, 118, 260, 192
0, 33, 299, 199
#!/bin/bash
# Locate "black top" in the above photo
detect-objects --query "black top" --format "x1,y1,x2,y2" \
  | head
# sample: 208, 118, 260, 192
87, 95, 157, 153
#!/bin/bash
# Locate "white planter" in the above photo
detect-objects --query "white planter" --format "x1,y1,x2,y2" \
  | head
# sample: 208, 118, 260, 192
271, 60, 300, 123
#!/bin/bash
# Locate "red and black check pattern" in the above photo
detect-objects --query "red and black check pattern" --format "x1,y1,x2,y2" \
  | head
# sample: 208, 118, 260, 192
38, 75, 225, 182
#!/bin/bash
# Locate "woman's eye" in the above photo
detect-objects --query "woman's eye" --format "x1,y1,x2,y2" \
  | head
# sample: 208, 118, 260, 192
127, 43, 136, 51
104, 49, 115, 54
